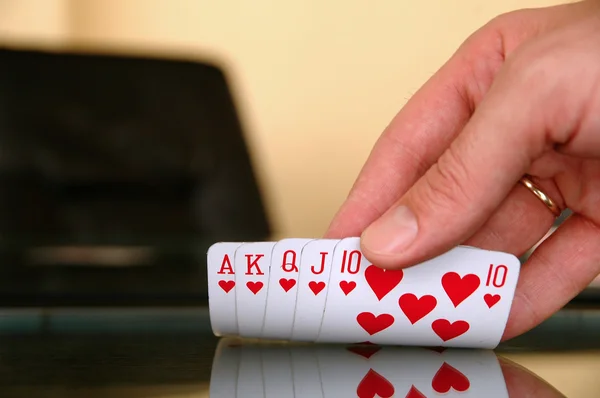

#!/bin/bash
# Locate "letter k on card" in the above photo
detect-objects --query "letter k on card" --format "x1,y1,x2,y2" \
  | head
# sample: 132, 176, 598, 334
234, 242, 276, 339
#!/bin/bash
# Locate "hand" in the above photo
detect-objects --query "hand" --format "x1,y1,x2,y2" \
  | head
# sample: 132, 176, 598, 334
325, 0, 600, 340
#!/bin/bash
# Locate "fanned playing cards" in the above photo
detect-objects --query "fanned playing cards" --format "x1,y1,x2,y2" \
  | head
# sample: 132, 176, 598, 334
207, 237, 521, 348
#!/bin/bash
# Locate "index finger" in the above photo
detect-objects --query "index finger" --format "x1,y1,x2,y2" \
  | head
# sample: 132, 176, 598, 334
324, 30, 500, 238
324, 2, 585, 240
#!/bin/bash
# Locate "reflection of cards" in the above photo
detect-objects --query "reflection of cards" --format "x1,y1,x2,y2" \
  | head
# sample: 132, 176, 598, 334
210, 339, 510, 397
207, 237, 520, 348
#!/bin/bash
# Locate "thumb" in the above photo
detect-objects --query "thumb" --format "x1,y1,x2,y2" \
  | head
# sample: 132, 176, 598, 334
359, 48, 568, 268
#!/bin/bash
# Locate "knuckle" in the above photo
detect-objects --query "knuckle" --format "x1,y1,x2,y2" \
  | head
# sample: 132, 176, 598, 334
483, 11, 519, 36
500, 37, 596, 146
462, 9, 518, 48
504, 52, 544, 85
500, 32, 572, 93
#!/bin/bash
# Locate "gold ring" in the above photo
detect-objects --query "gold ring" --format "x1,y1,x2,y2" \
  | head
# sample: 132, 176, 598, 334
519, 175, 562, 217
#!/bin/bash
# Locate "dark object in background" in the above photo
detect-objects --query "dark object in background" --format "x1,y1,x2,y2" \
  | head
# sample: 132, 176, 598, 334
0, 47, 271, 307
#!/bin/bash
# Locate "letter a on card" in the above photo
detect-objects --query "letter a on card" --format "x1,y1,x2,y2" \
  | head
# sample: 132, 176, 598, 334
207, 242, 243, 336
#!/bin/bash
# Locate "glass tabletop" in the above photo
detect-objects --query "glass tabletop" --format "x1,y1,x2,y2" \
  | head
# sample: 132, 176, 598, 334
0, 306, 599, 397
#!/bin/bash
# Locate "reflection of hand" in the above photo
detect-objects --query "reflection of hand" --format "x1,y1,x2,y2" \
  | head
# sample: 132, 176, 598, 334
325, 0, 600, 340
500, 357, 566, 398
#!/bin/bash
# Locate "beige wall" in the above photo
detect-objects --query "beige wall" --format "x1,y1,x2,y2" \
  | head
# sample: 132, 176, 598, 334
0, 0, 567, 238
0, 0, 69, 45
63, 0, 569, 239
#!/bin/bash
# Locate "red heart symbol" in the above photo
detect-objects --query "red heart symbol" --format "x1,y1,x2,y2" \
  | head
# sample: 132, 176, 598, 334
484, 293, 501, 308
431, 319, 470, 342
279, 278, 296, 292
357, 369, 394, 398
246, 281, 264, 294
218, 280, 235, 293
357, 312, 394, 335
346, 344, 382, 359
364, 265, 404, 300
339, 280, 357, 295
308, 281, 326, 295
399, 293, 437, 324
432, 362, 470, 393
406, 385, 426, 398
442, 272, 480, 307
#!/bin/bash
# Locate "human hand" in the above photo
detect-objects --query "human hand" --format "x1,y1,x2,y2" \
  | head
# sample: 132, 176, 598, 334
325, 0, 600, 340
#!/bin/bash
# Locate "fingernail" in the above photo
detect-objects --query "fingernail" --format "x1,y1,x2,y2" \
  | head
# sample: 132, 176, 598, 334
361, 206, 418, 255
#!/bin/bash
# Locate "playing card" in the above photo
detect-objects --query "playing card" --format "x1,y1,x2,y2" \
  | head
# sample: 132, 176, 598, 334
261, 238, 313, 340
290, 239, 340, 342
234, 241, 276, 338
207, 242, 243, 337
317, 237, 520, 348
209, 338, 241, 398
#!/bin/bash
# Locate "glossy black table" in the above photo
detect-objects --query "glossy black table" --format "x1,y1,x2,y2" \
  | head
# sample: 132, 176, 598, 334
0, 307, 598, 397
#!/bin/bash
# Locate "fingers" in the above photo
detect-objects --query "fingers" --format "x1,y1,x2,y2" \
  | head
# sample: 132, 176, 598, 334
325, 2, 590, 242
324, 72, 470, 238
502, 213, 600, 340
324, 29, 504, 239
359, 48, 570, 268
463, 180, 561, 255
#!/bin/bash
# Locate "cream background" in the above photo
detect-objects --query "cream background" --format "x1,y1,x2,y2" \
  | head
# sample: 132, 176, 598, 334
2, 1, 596, 397
0, 0, 568, 238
